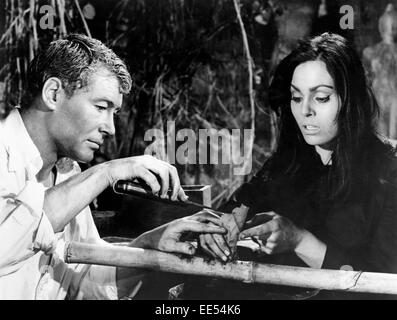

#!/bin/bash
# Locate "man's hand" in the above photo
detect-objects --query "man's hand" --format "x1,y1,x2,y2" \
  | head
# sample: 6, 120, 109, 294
197, 210, 231, 262
198, 205, 249, 262
105, 155, 187, 201
130, 212, 227, 255
239, 211, 304, 254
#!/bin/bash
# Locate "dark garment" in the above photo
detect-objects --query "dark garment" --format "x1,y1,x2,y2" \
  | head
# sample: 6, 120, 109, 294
219, 145, 397, 299
224, 145, 397, 277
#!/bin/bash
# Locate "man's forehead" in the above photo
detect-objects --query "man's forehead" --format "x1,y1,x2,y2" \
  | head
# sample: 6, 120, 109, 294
85, 70, 123, 107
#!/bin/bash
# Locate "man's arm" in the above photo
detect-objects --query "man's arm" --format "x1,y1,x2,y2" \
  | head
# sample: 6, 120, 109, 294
114, 212, 227, 299
44, 155, 187, 232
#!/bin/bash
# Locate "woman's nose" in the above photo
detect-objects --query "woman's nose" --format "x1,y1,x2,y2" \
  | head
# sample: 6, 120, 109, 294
301, 99, 314, 117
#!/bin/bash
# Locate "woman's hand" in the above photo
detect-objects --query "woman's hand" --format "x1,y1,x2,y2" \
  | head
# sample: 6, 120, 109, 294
239, 211, 304, 254
130, 212, 227, 256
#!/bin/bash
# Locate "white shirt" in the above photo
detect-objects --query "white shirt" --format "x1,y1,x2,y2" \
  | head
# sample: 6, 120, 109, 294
0, 109, 125, 299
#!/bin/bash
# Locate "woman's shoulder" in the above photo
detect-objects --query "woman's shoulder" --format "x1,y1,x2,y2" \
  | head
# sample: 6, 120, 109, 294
372, 137, 397, 185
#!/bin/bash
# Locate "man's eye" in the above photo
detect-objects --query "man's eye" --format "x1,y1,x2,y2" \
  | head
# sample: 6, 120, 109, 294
315, 96, 330, 103
95, 105, 107, 111
291, 96, 302, 103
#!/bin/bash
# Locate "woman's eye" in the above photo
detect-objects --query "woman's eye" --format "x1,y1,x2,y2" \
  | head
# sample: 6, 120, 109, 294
95, 105, 107, 111
291, 96, 302, 103
315, 96, 330, 103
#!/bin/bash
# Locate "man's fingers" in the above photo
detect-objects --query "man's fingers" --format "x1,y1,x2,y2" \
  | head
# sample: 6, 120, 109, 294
167, 241, 196, 255
168, 165, 184, 201
193, 216, 223, 227
239, 220, 278, 239
203, 234, 228, 261
212, 233, 231, 258
148, 163, 169, 199
177, 220, 227, 234
199, 234, 217, 258
177, 187, 188, 201
137, 170, 161, 195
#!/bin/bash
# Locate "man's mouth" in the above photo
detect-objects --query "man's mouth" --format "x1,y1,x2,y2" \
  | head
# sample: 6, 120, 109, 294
87, 140, 102, 149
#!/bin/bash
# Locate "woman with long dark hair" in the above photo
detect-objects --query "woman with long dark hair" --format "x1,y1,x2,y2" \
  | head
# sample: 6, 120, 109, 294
200, 33, 397, 279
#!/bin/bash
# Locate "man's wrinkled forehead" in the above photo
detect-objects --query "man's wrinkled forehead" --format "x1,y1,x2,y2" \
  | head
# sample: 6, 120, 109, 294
75, 68, 123, 108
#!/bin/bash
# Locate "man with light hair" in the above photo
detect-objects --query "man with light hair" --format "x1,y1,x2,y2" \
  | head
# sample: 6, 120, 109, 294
0, 34, 226, 299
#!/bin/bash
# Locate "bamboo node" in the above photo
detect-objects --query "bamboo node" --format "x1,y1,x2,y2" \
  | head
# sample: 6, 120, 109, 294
242, 261, 255, 284
344, 270, 364, 291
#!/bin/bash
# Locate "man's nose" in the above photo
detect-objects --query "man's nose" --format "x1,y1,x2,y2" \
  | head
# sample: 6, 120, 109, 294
100, 113, 116, 136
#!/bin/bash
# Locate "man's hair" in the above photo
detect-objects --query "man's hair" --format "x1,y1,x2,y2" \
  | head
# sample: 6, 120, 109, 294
22, 34, 132, 108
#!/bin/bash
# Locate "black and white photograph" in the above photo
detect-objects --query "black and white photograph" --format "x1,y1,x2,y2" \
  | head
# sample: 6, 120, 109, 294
1, 0, 397, 304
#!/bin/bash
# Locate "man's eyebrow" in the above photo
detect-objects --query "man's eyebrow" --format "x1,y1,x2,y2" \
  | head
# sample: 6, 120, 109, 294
290, 84, 334, 92
92, 98, 116, 108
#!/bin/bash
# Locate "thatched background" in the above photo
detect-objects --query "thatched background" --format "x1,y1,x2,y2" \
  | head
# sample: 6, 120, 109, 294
1, 0, 396, 209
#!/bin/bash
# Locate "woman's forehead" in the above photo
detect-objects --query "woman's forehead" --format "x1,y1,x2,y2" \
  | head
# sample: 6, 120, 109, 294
291, 60, 334, 90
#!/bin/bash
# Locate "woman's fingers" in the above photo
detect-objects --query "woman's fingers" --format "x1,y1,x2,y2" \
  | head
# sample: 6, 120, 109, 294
245, 211, 277, 228
239, 219, 278, 239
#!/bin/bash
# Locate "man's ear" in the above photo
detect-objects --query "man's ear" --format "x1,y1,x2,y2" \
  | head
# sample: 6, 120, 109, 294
41, 77, 64, 111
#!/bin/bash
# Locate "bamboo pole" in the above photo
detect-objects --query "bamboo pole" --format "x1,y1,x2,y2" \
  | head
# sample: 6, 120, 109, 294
65, 241, 397, 295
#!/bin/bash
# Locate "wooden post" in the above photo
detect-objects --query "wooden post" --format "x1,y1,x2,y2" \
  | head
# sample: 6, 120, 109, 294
65, 241, 397, 295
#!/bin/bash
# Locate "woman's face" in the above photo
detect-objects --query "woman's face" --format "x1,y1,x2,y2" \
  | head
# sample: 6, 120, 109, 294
290, 60, 340, 150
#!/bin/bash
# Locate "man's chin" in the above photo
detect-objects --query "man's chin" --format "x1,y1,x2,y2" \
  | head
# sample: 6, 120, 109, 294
67, 150, 95, 163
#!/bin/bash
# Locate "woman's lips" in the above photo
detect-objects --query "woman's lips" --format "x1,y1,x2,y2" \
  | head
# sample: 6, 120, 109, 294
302, 125, 320, 134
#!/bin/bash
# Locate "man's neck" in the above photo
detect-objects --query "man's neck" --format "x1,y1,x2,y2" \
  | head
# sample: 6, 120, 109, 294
20, 107, 58, 183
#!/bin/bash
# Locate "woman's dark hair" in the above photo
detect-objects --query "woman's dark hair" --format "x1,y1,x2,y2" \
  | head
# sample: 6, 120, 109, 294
22, 34, 132, 108
268, 32, 390, 201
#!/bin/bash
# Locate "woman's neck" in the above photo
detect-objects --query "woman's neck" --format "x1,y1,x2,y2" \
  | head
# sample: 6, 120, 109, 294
315, 145, 333, 165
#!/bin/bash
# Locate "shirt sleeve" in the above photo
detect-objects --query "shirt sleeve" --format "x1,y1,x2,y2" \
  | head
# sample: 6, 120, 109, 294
0, 180, 57, 276
64, 200, 142, 300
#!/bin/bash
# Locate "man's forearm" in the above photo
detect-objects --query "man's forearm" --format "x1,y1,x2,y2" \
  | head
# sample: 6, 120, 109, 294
43, 163, 111, 232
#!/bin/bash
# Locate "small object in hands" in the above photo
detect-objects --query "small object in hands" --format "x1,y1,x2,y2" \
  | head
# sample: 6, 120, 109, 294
219, 208, 248, 260
113, 180, 225, 215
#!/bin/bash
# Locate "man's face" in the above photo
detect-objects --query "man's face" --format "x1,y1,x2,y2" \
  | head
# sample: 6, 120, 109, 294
50, 68, 122, 162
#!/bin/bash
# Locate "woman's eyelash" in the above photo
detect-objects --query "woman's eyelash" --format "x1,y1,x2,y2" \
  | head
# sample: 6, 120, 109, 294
316, 96, 330, 103
291, 96, 302, 103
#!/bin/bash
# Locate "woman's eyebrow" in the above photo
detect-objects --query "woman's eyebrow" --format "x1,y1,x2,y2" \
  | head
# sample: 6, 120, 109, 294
291, 84, 334, 92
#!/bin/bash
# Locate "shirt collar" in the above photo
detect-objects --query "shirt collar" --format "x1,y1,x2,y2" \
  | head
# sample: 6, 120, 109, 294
4, 108, 43, 177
